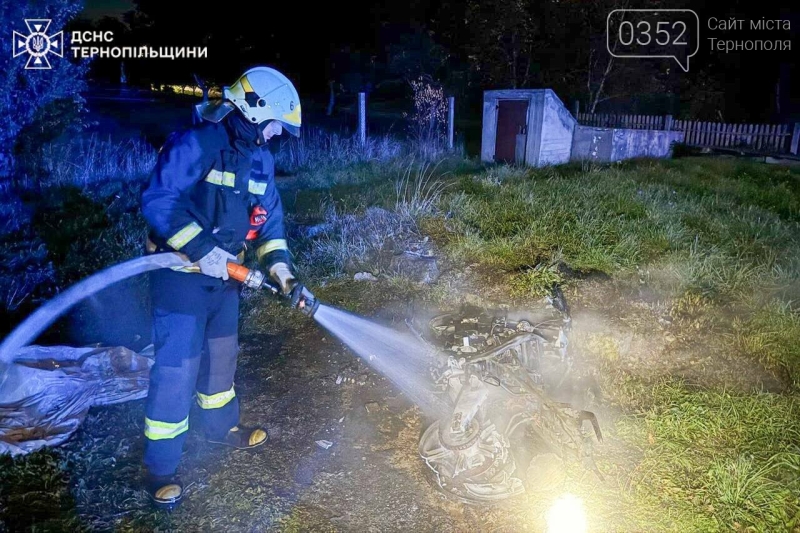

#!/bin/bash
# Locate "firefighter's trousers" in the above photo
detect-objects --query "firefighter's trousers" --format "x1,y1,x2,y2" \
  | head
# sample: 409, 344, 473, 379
143, 268, 240, 476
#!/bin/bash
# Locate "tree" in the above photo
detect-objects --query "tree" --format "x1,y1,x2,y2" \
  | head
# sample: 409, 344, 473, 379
387, 29, 450, 85
576, 0, 674, 113
462, 0, 538, 89
0, 0, 91, 181
455, 0, 672, 113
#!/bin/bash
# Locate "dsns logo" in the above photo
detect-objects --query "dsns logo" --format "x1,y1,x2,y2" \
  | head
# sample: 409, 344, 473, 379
13, 19, 64, 69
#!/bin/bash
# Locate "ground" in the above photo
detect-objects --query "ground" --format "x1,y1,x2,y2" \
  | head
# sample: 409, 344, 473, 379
2, 149, 800, 532
0, 270, 791, 532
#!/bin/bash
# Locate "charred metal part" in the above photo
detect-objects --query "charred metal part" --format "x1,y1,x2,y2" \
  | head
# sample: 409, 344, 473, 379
415, 289, 602, 504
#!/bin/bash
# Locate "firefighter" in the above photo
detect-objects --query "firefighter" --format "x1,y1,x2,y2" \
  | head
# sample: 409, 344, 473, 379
139, 66, 304, 510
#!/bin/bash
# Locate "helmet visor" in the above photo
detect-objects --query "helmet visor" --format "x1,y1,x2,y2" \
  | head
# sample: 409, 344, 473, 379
195, 99, 235, 123
258, 120, 300, 139
280, 121, 300, 137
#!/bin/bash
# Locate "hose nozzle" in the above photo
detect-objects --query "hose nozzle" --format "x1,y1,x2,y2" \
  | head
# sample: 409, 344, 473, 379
227, 263, 319, 318
289, 282, 320, 318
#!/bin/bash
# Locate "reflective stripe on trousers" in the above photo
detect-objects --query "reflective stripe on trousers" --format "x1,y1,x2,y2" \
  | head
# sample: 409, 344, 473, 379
143, 268, 240, 476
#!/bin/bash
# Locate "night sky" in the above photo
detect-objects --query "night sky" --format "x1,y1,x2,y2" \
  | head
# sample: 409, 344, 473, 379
73, 0, 799, 122
80, 0, 133, 21
74, 0, 400, 97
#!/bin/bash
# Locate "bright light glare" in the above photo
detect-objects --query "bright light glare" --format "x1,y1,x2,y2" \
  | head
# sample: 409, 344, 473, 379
546, 493, 588, 533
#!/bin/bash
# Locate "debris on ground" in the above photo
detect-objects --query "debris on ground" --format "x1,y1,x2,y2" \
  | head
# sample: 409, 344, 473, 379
411, 293, 603, 503
315, 440, 333, 449
0, 345, 153, 456
389, 252, 439, 284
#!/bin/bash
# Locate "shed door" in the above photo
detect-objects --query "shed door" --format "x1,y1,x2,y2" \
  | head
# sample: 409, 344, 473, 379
495, 100, 529, 164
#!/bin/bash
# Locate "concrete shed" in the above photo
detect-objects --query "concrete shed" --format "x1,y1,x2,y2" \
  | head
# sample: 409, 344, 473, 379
481, 88, 684, 167
481, 89, 576, 166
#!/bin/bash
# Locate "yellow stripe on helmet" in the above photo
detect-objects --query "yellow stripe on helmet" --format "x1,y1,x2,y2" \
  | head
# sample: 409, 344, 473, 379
282, 103, 301, 126
240, 75, 254, 94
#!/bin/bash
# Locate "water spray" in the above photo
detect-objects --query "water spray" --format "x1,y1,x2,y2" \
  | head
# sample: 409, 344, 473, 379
312, 304, 450, 418
228, 263, 454, 416
0, 249, 442, 418
231, 260, 450, 416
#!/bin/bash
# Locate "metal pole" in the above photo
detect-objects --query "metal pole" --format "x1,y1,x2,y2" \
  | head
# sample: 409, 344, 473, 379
791, 122, 800, 155
448, 96, 455, 150
358, 92, 366, 146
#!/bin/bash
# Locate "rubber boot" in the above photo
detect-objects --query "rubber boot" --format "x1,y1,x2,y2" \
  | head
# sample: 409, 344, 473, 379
144, 472, 184, 511
207, 424, 268, 449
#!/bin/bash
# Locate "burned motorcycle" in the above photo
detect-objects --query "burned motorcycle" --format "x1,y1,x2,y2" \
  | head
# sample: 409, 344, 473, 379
408, 287, 602, 503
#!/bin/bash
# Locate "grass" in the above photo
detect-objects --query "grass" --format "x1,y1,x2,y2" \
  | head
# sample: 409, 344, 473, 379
19, 134, 156, 189
433, 158, 800, 303
732, 299, 800, 389
273, 126, 404, 174
290, 158, 452, 283
612, 378, 800, 532
287, 153, 800, 531
294, 204, 416, 279
540, 373, 800, 533
439, 168, 667, 277
0, 134, 154, 337
393, 159, 451, 220
0, 450, 85, 531
273, 125, 466, 179
2, 123, 800, 531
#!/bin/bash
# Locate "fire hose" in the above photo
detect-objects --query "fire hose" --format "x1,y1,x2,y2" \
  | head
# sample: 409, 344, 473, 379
0, 253, 319, 382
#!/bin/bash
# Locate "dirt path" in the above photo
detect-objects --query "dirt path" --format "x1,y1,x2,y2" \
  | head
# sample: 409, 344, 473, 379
61, 303, 576, 531
178, 321, 509, 531
51, 271, 786, 532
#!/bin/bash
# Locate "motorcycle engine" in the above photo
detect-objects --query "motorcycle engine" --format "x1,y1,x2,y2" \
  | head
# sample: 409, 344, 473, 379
415, 294, 602, 503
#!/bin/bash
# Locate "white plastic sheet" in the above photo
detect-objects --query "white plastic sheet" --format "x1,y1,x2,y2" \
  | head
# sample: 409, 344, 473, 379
0, 345, 153, 456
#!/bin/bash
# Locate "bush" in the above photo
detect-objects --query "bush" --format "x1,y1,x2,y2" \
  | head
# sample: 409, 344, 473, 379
406, 75, 450, 158
273, 126, 404, 174
0, 0, 91, 181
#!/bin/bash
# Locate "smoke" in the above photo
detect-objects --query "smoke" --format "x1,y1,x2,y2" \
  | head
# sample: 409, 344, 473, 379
313, 304, 449, 419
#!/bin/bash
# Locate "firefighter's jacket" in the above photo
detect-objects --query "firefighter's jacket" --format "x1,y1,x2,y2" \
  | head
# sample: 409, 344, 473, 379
141, 111, 290, 275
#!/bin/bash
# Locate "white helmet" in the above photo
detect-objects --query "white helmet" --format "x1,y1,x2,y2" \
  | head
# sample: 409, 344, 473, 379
223, 66, 301, 137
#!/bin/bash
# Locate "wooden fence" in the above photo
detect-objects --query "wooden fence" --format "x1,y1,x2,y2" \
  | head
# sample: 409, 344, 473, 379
575, 112, 800, 155
673, 121, 795, 154
576, 112, 666, 130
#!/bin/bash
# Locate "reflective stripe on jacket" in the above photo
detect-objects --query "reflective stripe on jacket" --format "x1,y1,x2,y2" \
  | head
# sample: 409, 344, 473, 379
141, 111, 290, 269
